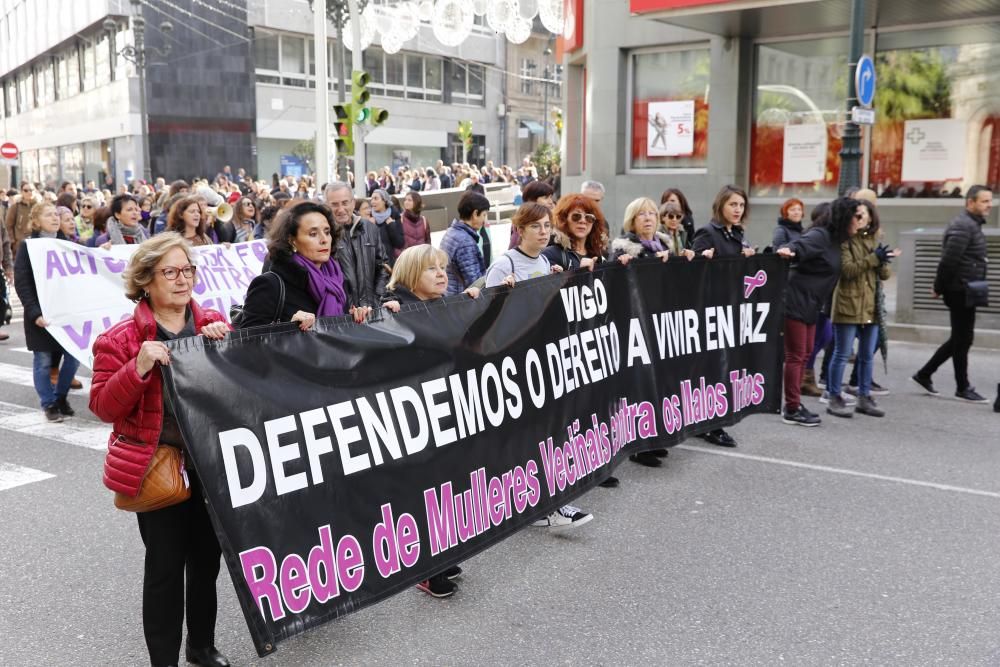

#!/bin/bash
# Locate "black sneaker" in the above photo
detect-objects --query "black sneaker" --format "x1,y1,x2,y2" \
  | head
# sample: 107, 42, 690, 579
955, 387, 989, 403
698, 429, 737, 447
650, 448, 669, 458
869, 381, 889, 396
598, 475, 620, 488
56, 396, 75, 417
441, 565, 462, 580
911, 373, 938, 395
993, 383, 999, 413
629, 452, 662, 467
416, 574, 456, 598
782, 405, 821, 427
43, 405, 63, 423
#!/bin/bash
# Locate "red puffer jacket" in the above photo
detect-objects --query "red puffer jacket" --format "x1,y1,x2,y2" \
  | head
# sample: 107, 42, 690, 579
90, 299, 228, 497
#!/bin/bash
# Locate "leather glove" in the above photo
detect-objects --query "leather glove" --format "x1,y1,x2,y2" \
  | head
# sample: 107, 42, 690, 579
874, 244, 891, 264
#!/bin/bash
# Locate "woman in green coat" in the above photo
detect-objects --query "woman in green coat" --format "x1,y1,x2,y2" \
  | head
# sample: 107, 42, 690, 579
826, 200, 900, 418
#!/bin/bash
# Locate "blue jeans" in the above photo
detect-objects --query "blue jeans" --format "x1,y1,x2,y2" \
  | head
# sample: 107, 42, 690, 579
829, 323, 878, 398
32, 350, 80, 408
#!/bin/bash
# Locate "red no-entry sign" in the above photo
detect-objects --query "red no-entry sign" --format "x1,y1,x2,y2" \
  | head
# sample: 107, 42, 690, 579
1, 143, 18, 159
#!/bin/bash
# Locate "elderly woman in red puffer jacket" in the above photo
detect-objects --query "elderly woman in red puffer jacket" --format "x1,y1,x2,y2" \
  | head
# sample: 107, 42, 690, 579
89, 232, 232, 667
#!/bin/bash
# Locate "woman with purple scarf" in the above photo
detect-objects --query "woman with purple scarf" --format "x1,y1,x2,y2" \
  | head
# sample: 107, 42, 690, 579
238, 201, 368, 329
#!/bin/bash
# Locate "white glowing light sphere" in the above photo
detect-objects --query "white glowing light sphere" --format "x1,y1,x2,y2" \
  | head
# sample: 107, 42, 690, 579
433, 0, 475, 47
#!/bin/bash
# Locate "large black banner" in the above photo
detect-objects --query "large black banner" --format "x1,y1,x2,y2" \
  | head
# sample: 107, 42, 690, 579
163, 255, 786, 656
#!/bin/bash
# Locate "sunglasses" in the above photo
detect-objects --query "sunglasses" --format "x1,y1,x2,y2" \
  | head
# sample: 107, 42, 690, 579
569, 212, 597, 224
663, 214, 682, 221
82, 204, 94, 209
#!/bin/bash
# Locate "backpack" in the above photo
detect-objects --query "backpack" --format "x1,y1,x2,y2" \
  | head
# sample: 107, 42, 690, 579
229, 272, 285, 328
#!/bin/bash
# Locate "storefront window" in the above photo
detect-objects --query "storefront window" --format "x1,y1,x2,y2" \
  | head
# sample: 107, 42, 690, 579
629, 47, 710, 170
871, 24, 1000, 197
750, 37, 847, 198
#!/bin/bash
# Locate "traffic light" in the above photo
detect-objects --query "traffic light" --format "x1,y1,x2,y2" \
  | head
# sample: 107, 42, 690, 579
369, 106, 389, 127
351, 70, 371, 124
333, 103, 354, 155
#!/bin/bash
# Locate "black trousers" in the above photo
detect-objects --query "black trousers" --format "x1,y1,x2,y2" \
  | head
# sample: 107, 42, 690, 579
919, 290, 976, 391
135, 472, 222, 667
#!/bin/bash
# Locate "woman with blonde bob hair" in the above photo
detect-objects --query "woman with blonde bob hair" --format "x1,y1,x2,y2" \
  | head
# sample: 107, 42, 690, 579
90, 232, 232, 667
383, 244, 480, 312
611, 197, 695, 265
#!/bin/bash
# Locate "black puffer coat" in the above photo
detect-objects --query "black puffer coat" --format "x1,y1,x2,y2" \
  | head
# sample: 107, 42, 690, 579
692, 221, 749, 258
934, 209, 988, 294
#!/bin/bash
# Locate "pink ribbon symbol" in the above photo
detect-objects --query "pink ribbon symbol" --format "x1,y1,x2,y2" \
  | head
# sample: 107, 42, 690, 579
743, 270, 767, 298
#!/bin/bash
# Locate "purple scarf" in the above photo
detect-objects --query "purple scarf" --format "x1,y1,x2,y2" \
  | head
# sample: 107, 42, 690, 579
640, 236, 666, 254
293, 254, 348, 317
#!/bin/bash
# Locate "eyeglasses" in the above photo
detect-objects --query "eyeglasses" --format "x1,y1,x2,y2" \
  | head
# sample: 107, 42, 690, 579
159, 265, 197, 280
569, 212, 597, 224
82, 204, 94, 209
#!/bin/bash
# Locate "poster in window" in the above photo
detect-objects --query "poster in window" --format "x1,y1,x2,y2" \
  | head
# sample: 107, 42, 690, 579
901, 118, 967, 182
782, 123, 827, 183
392, 150, 412, 173
646, 101, 695, 157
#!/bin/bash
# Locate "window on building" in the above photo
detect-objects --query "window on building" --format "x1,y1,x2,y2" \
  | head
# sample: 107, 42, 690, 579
254, 29, 280, 84
870, 23, 1000, 197
452, 62, 485, 106
280, 34, 306, 87
95, 32, 111, 87
364, 46, 385, 96
750, 37, 847, 197
17, 71, 33, 112
37, 61, 55, 107
65, 47, 79, 96
629, 47, 710, 170
406, 54, 424, 100
425, 58, 442, 101
5, 79, 15, 117
520, 58, 535, 95
81, 40, 95, 91
384, 51, 405, 98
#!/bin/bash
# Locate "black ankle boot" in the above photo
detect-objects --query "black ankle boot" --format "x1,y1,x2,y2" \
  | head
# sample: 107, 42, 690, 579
185, 645, 230, 667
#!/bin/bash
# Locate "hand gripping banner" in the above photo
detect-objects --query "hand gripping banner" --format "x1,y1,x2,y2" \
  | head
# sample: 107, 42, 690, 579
162, 255, 787, 656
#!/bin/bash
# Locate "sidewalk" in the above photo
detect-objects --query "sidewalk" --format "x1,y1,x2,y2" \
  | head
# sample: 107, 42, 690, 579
881, 275, 1000, 350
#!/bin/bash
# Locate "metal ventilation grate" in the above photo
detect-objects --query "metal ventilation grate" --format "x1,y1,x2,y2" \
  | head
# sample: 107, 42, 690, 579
912, 237, 1000, 315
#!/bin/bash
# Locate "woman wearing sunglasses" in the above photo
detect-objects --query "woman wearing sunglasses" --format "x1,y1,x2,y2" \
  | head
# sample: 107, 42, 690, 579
542, 194, 609, 271
659, 201, 689, 256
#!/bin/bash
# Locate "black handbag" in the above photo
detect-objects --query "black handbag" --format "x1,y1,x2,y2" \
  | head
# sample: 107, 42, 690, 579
966, 280, 989, 308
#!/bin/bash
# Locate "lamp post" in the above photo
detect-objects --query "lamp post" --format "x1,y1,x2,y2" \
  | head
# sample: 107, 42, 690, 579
542, 44, 551, 145
105, 0, 171, 184
837, 0, 865, 195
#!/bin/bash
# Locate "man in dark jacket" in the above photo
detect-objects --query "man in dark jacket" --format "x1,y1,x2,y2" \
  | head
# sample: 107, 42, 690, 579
324, 182, 389, 311
914, 185, 991, 402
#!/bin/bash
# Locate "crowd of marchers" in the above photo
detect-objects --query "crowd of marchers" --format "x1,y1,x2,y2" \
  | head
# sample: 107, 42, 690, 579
1, 163, 996, 667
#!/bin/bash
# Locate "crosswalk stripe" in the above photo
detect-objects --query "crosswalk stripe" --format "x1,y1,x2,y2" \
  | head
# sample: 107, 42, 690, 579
0, 400, 109, 450
0, 361, 92, 393
0, 462, 55, 491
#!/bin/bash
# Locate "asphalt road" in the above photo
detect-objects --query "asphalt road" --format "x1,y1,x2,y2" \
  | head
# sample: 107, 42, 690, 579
1, 315, 999, 666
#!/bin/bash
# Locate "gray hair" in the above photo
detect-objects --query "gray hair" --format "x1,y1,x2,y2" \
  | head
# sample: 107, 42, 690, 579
581, 180, 605, 195
122, 232, 195, 302
323, 181, 353, 198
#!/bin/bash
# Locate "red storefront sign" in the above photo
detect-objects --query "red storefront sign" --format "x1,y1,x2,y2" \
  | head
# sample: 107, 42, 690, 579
630, 0, 733, 14
556, 0, 585, 56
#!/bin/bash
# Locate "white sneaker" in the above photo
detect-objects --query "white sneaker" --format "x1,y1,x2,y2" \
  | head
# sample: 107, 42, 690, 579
531, 505, 593, 529
820, 390, 855, 407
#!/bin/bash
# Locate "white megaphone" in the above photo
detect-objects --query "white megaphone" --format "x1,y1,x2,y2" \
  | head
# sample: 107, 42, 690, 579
209, 201, 233, 223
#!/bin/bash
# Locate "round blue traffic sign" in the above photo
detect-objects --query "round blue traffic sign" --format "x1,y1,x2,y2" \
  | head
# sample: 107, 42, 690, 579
855, 54, 876, 108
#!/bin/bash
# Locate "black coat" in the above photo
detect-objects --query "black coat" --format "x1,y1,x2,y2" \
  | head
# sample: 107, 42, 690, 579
212, 220, 237, 244
934, 209, 988, 294
692, 221, 749, 258
373, 210, 404, 262
14, 231, 69, 352
237, 256, 320, 328
680, 213, 695, 248
783, 226, 841, 324
382, 284, 425, 305
772, 218, 803, 249
337, 217, 390, 309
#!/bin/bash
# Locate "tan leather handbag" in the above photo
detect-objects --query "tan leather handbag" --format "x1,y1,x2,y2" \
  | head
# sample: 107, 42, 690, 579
114, 445, 191, 512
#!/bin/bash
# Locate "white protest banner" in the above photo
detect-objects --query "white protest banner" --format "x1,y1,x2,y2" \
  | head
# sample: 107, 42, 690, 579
24, 239, 268, 369
901, 118, 967, 182
646, 100, 695, 157
782, 123, 827, 183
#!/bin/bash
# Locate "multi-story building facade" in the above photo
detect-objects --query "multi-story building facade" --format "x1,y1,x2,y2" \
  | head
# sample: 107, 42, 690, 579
504, 26, 564, 167
0, 0, 517, 189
